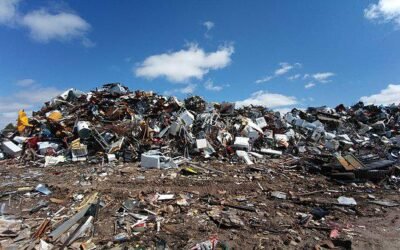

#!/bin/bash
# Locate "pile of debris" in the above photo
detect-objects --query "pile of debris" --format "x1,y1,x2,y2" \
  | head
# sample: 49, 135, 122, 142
1, 83, 400, 181
1, 83, 400, 249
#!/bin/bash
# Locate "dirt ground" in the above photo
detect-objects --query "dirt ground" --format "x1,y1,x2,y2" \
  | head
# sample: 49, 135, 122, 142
352, 208, 400, 250
1, 158, 400, 249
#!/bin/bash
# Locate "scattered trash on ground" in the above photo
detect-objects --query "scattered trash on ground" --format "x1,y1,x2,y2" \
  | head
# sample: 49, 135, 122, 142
1, 83, 400, 249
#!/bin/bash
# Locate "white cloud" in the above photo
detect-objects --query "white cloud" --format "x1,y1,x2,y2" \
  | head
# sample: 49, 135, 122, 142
0, 0, 19, 25
179, 84, 196, 94
255, 76, 274, 84
0, 113, 19, 130
14, 87, 62, 103
305, 82, 315, 89
135, 44, 234, 83
256, 64, 334, 86
275, 62, 294, 75
364, 0, 400, 26
255, 62, 300, 84
204, 80, 223, 91
0, 85, 63, 129
312, 72, 335, 83
164, 84, 197, 96
236, 90, 298, 108
203, 21, 214, 31
294, 62, 302, 67
203, 21, 214, 39
288, 74, 301, 81
16, 78, 35, 86
21, 10, 91, 42
0, 1, 93, 45
360, 84, 400, 105
1, 112, 19, 119
0, 102, 33, 113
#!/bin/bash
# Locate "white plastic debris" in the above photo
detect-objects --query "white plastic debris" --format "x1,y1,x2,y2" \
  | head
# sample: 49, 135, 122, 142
196, 139, 208, 149
44, 155, 66, 167
35, 184, 52, 195
236, 150, 254, 165
260, 148, 282, 155
108, 83, 128, 95
179, 110, 195, 126
217, 131, 233, 146
255, 117, 267, 128
37, 142, 59, 155
243, 126, 260, 141
249, 152, 263, 158
169, 122, 181, 136
247, 119, 263, 133
324, 132, 336, 140
271, 191, 287, 199
274, 134, 289, 143
38, 239, 53, 250
1, 140, 22, 156
76, 121, 92, 139
233, 137, 250, 150
157, 194, 175, 201
107, 154, 116, 162
13, 136, 28, 144
141, 151, 178, 169
337, 196, 357, 206
141, 153, 161, 169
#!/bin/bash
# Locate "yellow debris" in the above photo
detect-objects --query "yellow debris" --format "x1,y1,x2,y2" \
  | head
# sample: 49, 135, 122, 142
48, 110, 63, 121
17, 110, 32, 133
71, 138, 81, 149
75, 192, 98, 211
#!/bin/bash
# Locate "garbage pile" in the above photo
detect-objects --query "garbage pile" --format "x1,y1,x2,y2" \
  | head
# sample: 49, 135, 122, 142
1, 83, 400, 249
1, 83, 400, 181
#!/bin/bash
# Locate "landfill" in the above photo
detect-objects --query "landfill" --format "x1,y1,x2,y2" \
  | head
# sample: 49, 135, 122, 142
1, 82, 400, 249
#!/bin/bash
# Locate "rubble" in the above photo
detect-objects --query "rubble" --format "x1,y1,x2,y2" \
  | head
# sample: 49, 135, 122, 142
1, 83, 400, 248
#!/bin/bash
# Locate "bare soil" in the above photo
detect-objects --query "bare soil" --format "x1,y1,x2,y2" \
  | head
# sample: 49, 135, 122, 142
1, 158, 400, 249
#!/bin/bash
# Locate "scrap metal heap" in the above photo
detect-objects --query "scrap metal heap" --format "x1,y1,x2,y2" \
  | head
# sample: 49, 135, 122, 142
1, 83, 400, 249
2, 83, 400, 181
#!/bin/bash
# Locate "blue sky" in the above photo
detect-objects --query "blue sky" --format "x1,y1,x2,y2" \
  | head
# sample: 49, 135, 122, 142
1, 0, 400, 127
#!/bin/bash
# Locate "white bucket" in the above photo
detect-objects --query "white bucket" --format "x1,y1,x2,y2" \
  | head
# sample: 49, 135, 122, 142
76, 121, 91, 139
